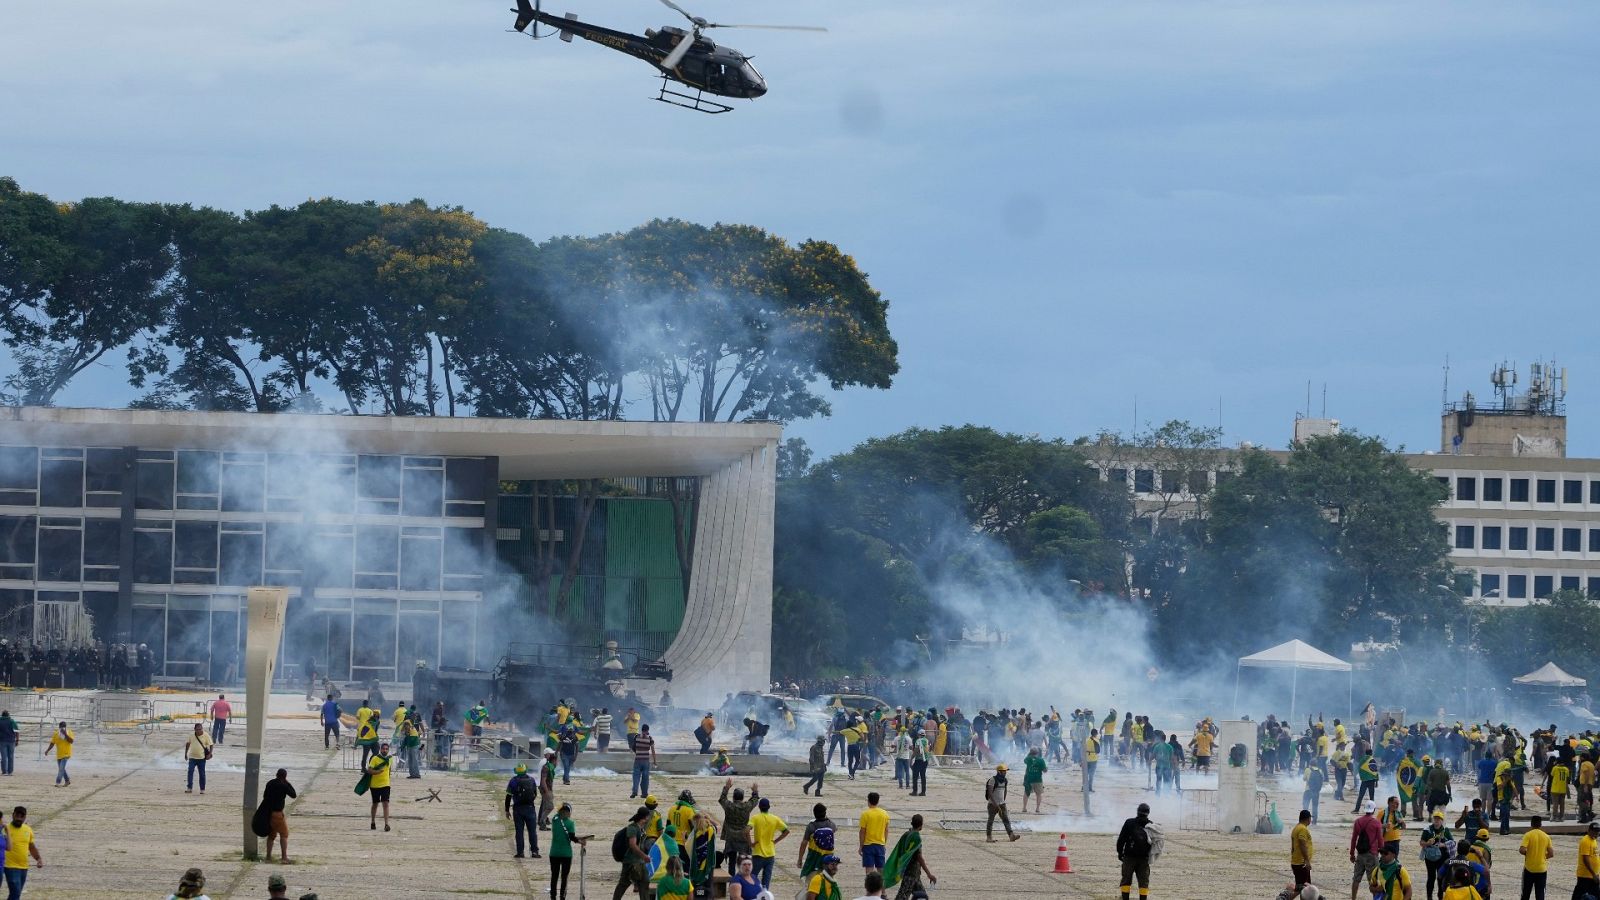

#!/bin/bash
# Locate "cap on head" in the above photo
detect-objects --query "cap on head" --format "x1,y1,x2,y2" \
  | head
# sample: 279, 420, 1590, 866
645, 795, 658, 807
821, 854, 840, 866
515, 764, 528, 775
995, 764, 1008, 772
1363, 800, 1377, 813
268, 874, 287, 890
1476, 828, 1489, 838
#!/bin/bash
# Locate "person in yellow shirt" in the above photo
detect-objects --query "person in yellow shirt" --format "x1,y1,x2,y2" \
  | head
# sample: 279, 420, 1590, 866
3, 805, 43, 895
367, 740, 394, 832
1193, 728, 1215, 771
47, 722, 73, 787
1381, 795, 1406, 854
1368, 846, 1412, 900
1574, 821, 1600, 900
657, 855, 693, 900
642, 796, 664, 846
858, 792, 890, 875
1441, 863, 1481, 900
1289, 809, 1313, 890
1550, 760, 1572, 822
805, 854, 842, 900
748, 798, 789, 889
1519, 815, 1553, 893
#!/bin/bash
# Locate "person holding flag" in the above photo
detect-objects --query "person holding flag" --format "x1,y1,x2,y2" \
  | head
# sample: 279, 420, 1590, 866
688, 811, 720, 896
883, 815, 936, 900
1396, 751, 1422, 823
1354, 750, 1381, 813
648, 823, 682, 882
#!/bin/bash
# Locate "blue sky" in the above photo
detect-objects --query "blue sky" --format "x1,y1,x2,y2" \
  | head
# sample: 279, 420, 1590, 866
4, 1, 1598, 458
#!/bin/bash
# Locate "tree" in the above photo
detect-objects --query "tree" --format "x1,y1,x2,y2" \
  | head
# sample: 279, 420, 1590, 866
1475, 590, 1600, 687
1158, 432, 1457, 663
1, 196, 174, 406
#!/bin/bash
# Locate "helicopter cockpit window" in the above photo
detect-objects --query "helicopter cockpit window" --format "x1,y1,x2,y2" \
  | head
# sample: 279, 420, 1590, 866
740, 61, 762, 85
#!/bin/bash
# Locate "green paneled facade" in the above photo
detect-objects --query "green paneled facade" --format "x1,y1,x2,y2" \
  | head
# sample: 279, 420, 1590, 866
495, 494, 686, 654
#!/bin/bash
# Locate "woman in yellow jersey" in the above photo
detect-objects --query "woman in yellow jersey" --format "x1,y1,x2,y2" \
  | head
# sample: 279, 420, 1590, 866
656, 856, 693, 900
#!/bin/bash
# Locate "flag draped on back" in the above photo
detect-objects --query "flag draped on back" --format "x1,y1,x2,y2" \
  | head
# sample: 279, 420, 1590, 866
648, 830, 680, 881
882, 829, 922, 888
1396, 758, 1419, 805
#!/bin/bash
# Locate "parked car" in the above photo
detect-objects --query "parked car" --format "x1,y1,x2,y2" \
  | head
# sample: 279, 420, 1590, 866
815, 693, 892, 718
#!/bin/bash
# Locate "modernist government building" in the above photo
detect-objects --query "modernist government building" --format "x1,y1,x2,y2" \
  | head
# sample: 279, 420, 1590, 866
0, 407, 777, 704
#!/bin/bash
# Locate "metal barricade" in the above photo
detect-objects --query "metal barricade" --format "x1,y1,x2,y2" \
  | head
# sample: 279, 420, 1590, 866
1178, 788, 1271, 831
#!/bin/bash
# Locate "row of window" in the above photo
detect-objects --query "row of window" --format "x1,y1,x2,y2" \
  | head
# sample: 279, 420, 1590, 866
1106, 468, 1230, 495
0, 447, 488, 518
1452, 524, 1600, 553
1444, 475, 1600, 505
1477, 572, 1600, 601
0, 515, 486, 591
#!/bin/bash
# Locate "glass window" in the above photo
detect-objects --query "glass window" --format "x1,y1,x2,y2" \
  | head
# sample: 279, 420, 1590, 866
1507, 574, 1527, 598
308, 526, 354, 589
0, 516, 36, 564
400, 531, 441, 592
1534, 575, 1553, 598
84, 448, 123, 494
1591, 529, 1600, 554
1590, 577, 1600, 600
1480, 573, 1501, 598
402, 467, 444, 518
1454, 525, 1474, 550
1537, 479, 1556, 503
0, 447, 38, 491
1454, 477, 1475, 501
1562, 575, 1580, 592
134, 460, 174, 510
1160, 470, 1183, 493
1188, 470, 1211, 494
1108, 468, 1127, 486
352, 600, 397, 672
1592, 481, 1600, 505
441, 602, 476, 668
83, 518, 120, 567
220, 461, 264, 513
1133, 470, 1154, 493
176, 451, 220, 495
445, 458, 486, 502
1509, 527, 1529, 551
443, 528, 481, 576
358, 455, 401, 499
1566, 480, 1584, 504
39, 457, 83, 508
1482, 478, 1503, 502
356, 525, 400, 574
174, 521, 219, 569
265, 523, 302, 574
1563, 528, 1582, 553
1510, 479, 1529, 502
219, 531, 264, 587
133, 527, 173, 584
1536, 528, 1555, 551
1482, 526, 1502, 550
397, 613, 439, 670
37, 523, 81, 582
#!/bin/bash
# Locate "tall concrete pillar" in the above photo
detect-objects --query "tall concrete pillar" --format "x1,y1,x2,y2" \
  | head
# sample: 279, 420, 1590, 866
242, 588, 288, 860
1216, 720, 1259, 834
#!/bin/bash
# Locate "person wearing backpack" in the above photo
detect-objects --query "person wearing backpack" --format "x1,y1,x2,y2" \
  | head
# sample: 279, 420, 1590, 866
1117, 802, 1155, 900
984, 764, 1019, 843
1351, 802, 1384, 900
797, 803, 837, 878
612, 807, 652, 900
505, 763, 542, 859
1420, 813, 1454, 900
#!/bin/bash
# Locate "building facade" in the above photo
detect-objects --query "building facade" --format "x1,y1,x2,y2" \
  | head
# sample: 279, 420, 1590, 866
0, 407, 778, 703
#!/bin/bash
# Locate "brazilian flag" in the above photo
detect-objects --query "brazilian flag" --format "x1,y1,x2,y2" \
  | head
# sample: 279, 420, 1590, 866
545, 722, 592, 752
1396, 757, 1420, 805
690, 823, 718, 887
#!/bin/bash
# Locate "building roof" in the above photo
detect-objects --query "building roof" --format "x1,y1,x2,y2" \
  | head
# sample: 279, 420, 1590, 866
0, 406, 779, 480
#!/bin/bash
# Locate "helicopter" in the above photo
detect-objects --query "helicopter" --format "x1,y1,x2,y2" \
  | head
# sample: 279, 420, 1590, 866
511, 0, 825, 113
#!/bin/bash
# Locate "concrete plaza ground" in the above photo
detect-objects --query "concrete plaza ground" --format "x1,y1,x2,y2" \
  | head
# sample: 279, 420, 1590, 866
1, 691, 1592, 898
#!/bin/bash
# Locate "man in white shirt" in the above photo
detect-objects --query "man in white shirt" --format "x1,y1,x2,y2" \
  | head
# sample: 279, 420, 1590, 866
852, 871, 884, 900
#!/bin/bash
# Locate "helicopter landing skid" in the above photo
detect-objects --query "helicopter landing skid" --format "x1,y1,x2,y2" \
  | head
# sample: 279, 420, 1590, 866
654, 76, 734, 114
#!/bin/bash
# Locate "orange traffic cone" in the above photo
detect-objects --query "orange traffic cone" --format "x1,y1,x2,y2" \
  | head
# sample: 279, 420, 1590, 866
1052, 833, 1074, 873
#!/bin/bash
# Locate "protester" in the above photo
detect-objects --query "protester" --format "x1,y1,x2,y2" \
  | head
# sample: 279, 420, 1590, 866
719, 779, 759, 870
356, 709, 380, 770
594, 708, 612, 753
803, 736, 827, 797
859, 792, 889, 875
0, 711, 14, 776
1368, 846, 1413, 900
730, 856, 764, 900
1576, 821, 1600, 900
1419, 813, 1452, 900
1518, 815, 1552, 900
612, 807, 652, 900
46, 721, 72, 786
184, 722, 214, 794
1352, 801, 1383, 900
3, 806, 41, 900
1023, 746, 1048, 813
268, 873, 289, 899
1291, 809, 1314, 890
909, 729, 929, 797
1354, 751, 1379, 813
367, 740, 394, 832
320, 695, 341, 750
749, 797, 789, 889
549, 801, 591, 900
1382, 796, 1407, 856
631, 724, 656, 799
165, 867, 210, 900
625, 708, 642, 751
984, 764, 1020, 843
696, 711, 716, 755
883, 814, 935, 900
798, 803, 838, 878
506, 763, 542, 858
805, 854, 843, 900
399, 713, 423, 779
210, 693, 231, 746
540, 750, 559, 829
1117, 802, 1155, 900
261, 768, 297, 863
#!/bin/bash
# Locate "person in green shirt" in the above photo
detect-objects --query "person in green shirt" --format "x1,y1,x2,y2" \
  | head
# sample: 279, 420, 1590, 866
656, 856, 692, 900
548, 803, 592, 900
1023, 746, 1048, 813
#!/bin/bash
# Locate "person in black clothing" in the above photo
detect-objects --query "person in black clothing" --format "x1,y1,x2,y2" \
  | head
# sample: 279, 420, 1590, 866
261, 768, 298, 863
505, 763, 542, 859
1116, 802, 1153, 900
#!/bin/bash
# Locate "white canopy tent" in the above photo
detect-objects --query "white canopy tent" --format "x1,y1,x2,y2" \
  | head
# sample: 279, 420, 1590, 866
1234, 639, 1354, 722
1513, 662, 1587, 688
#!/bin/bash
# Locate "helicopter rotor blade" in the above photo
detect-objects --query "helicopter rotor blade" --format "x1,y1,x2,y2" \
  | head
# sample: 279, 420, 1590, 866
660, 30, 696, 70
656, 0, 697, 24
701, 23, 828, 32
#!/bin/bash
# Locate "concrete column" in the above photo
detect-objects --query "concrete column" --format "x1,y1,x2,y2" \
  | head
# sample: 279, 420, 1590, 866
242, 587, 288, 860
